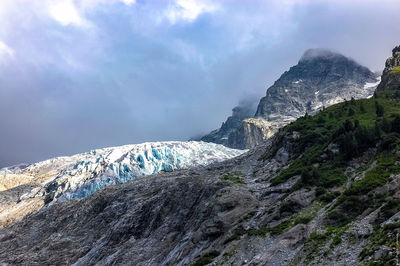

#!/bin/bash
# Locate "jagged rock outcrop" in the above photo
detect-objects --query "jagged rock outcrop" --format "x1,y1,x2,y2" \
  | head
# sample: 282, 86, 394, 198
201, 49, 380, 149
200, 105, 253, 147
228, 118, 286, 149
376, 45, 400, 91
200, 99, 257, 148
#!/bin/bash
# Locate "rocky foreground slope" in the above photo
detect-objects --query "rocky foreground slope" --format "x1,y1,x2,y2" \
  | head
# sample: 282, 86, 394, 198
201, 49, 380, 149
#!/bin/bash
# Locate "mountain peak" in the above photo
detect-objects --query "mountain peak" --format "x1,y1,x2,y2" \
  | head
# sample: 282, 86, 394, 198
299, 48, 345, 62
255, 48, 377, 120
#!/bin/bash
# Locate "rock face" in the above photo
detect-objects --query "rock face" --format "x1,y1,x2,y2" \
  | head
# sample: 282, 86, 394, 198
255, 49, 378, 120
200, 105, 254, 148
377, 45, 400, 91
229, 118, 286, 149
201, 49, 379, 149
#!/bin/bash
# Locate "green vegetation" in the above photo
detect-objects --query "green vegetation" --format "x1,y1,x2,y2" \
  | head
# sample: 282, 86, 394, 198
221, 172, 244, 184
316, 187, 340, 204
224, 226, 246, 244
263, 90, 400, 226
249, 202, 322, 236
390, 66, 400, 74
304, 226, 349, 263
376, 198, 400, 224
328, 151, 400, 226
192, 251, 220, 266
359, 222, 400, 265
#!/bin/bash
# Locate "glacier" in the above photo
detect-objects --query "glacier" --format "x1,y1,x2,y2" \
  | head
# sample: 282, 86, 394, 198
0, 141, 245, 203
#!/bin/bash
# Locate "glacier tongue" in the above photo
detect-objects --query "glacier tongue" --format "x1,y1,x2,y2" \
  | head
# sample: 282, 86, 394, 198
1, 141, 245, 203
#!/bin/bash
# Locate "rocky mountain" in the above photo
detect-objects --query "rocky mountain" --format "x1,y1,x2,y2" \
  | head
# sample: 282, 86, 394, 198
377, 45, 400, 91
255, 49, 378, 120
201, 49, 380, 149
0, 141, 244, 227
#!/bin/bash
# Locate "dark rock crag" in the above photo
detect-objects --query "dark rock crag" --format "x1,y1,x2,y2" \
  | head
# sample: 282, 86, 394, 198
377, 45, 400, 91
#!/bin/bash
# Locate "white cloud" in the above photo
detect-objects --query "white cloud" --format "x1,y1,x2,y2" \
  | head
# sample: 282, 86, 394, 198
0, 41, 14, 58
120, 0, 136, 5
48, 0, 90, 27
46, 0, 136, 27
165, 0, 217, 24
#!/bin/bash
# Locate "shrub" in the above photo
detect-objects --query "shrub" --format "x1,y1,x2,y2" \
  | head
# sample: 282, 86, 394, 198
221, 172, 244, 184
391, 115, 400, 133
375, 101, 384, 117
193, 251, 220, 266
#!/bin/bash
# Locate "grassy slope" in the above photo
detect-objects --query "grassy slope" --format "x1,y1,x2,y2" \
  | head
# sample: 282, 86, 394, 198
390, 66, 400, 74
262, 91, 400, 265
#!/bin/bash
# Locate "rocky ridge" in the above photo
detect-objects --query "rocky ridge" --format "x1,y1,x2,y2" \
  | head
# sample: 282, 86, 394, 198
201, 49, 380, 149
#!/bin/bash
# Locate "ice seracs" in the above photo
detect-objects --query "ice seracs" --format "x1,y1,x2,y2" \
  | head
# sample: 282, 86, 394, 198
0, 141, 245, 203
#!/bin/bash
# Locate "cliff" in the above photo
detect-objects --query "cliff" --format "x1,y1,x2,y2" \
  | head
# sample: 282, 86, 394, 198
376, 45, 400, 91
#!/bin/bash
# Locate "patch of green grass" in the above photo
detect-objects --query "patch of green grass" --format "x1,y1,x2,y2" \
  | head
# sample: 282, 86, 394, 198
224, 226, 245, 244
359, 223, 400, 264
317, 191, 340, 204
346, 152, 400, 196
376, 198, 400, 224
192, 251, 220, 266
390, 66, 400, 74
304, 225, 349, 263
221, 172, 244, 184
248, 226, 270, 237
249, 202, 322, 237
328, 151, 400, 226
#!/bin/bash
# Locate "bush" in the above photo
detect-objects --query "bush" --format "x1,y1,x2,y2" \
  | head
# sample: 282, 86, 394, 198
381, 133, 399, 150
193, 251, 220, 266
375, 101, 384, 117
376, 198, 400, 224
318, 191, 340, 203
391, 115, 400, 133
359, 102, 366, 113
221, 172, 244, 184
280, 200, 300, 214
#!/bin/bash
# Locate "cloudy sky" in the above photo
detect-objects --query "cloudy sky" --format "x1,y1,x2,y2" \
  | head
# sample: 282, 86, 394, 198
0, 0, 399, 167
